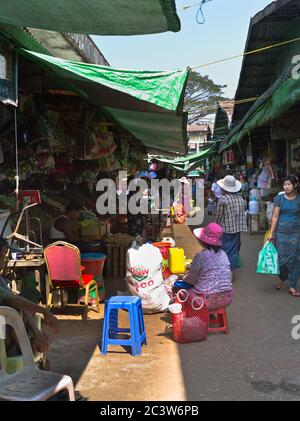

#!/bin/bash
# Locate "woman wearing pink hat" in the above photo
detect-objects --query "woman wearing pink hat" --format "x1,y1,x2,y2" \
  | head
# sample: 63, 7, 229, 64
182, 223, 233, 310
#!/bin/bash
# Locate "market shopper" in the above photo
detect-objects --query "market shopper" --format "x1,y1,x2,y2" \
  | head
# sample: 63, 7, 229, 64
239, 174, 250, 202
214, 175, 247, 275
49, 202, 82, 243
127, 177, 145, 238
211, 177, 223, 202
182, 223, 233, 310
268, 176, 300, 297
0, 243, 59, 355
173, 177, 191, 223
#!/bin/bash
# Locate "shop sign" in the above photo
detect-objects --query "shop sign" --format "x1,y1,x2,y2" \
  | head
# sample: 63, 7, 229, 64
223, 150, 235, 165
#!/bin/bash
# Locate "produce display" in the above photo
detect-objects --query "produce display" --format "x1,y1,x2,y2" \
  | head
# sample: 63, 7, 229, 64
103, 233, 133, 245
78, 209, 98, 223
0, 93, 149, 251
89, 123, 117, 159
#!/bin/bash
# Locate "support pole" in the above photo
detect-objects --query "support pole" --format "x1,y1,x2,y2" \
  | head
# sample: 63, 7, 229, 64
14, 107, 19, 212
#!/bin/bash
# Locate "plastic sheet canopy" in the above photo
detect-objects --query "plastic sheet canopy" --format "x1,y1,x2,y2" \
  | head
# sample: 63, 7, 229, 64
0, 0, 180, 35
18, 49, 189, 154
155, 145, 216, 171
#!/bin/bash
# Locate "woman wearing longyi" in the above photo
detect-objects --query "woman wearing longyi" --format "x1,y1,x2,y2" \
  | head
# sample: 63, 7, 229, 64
268, 176, 300, 297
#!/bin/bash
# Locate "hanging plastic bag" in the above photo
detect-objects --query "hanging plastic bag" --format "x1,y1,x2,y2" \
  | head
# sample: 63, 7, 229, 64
257, 242, 280, 275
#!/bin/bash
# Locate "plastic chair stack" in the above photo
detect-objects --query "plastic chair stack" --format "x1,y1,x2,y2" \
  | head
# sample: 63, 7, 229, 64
101, 296, 147, 356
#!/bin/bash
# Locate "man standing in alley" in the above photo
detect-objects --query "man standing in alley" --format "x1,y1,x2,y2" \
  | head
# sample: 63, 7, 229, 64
214, 175, 247, 279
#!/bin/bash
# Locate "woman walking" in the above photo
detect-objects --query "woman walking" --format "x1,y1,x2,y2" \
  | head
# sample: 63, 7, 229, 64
268, 176, 300, 296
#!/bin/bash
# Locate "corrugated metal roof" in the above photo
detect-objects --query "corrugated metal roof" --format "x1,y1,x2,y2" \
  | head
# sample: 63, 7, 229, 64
0, 24, 109, 67
27, 29, 109, 65
221, 64, 293, 151
0, 24, 51, 55
232, 0, 300, 124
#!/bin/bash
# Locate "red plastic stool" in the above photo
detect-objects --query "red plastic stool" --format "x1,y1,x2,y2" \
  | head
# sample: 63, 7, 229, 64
208, 307, 229, 334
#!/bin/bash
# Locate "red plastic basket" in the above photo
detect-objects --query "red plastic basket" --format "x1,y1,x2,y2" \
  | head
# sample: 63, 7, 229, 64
171, 289, 209, 343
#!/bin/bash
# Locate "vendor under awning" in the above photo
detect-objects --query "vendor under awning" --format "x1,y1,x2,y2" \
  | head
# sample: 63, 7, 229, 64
49, 202, 82, 244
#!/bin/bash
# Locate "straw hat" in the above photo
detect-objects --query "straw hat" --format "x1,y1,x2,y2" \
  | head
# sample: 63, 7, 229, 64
217, 175, 242, 193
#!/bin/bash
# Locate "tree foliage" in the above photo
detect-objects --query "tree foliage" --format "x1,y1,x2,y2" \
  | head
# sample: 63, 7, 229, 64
184, 71, 228, 124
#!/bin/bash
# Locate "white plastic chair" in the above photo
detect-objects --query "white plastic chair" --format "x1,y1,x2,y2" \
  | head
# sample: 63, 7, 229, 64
0, 313, 44, 374
0, 306, 75, 401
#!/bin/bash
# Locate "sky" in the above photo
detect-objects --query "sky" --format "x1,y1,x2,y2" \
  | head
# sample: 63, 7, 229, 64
92, 0, 273, 103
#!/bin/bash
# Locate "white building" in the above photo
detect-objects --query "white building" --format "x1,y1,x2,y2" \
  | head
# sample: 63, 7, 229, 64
187, 124, 212, 155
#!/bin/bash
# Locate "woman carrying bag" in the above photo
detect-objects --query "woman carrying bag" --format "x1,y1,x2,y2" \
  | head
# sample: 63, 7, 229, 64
268, 176, 300, 296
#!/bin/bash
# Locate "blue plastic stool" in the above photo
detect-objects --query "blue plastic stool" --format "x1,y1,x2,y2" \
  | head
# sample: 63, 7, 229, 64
101, 296, 147, 356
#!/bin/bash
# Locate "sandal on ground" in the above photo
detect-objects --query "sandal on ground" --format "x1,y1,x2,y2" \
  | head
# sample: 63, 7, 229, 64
289, 290, 300, 297
274, 281, 283, 290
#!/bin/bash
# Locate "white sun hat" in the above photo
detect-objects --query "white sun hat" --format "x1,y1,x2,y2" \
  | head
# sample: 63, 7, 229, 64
217, 175, 242, 193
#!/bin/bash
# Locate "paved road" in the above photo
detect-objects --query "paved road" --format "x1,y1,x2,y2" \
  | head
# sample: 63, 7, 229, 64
175, 229, 300, 401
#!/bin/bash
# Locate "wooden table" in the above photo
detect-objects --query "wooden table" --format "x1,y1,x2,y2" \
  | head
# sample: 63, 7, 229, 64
7, 257, 49, 304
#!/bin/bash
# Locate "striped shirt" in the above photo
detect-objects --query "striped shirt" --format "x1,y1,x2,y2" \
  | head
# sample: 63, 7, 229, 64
215, 193, 247, 234
184, 249, 232, 295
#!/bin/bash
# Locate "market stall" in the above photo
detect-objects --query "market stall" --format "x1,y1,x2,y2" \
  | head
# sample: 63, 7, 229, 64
0, 48, 190, 305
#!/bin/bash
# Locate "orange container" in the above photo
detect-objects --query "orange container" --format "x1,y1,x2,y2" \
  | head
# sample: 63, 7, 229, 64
80, 253, 106, 281
152, 242, 171, 261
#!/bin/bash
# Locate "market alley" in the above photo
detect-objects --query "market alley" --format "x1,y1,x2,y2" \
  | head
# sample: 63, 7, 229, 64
47, 223, 300, 401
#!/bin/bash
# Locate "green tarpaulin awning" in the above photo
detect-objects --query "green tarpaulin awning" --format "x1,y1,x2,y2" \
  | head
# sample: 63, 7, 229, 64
18, 48, 189, 154
0, 0, 180, 36
187, 170, 205, 177
220, 68, 300, 152
156, 145, 216, 172
176, 144, 216, 164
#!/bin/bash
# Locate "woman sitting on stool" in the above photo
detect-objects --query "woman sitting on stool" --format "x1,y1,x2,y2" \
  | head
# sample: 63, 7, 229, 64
181, 223, 233, 311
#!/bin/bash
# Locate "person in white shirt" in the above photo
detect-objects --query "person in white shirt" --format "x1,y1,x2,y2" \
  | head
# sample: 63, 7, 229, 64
49, 202, 81, 243
211, 179, 223, 201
